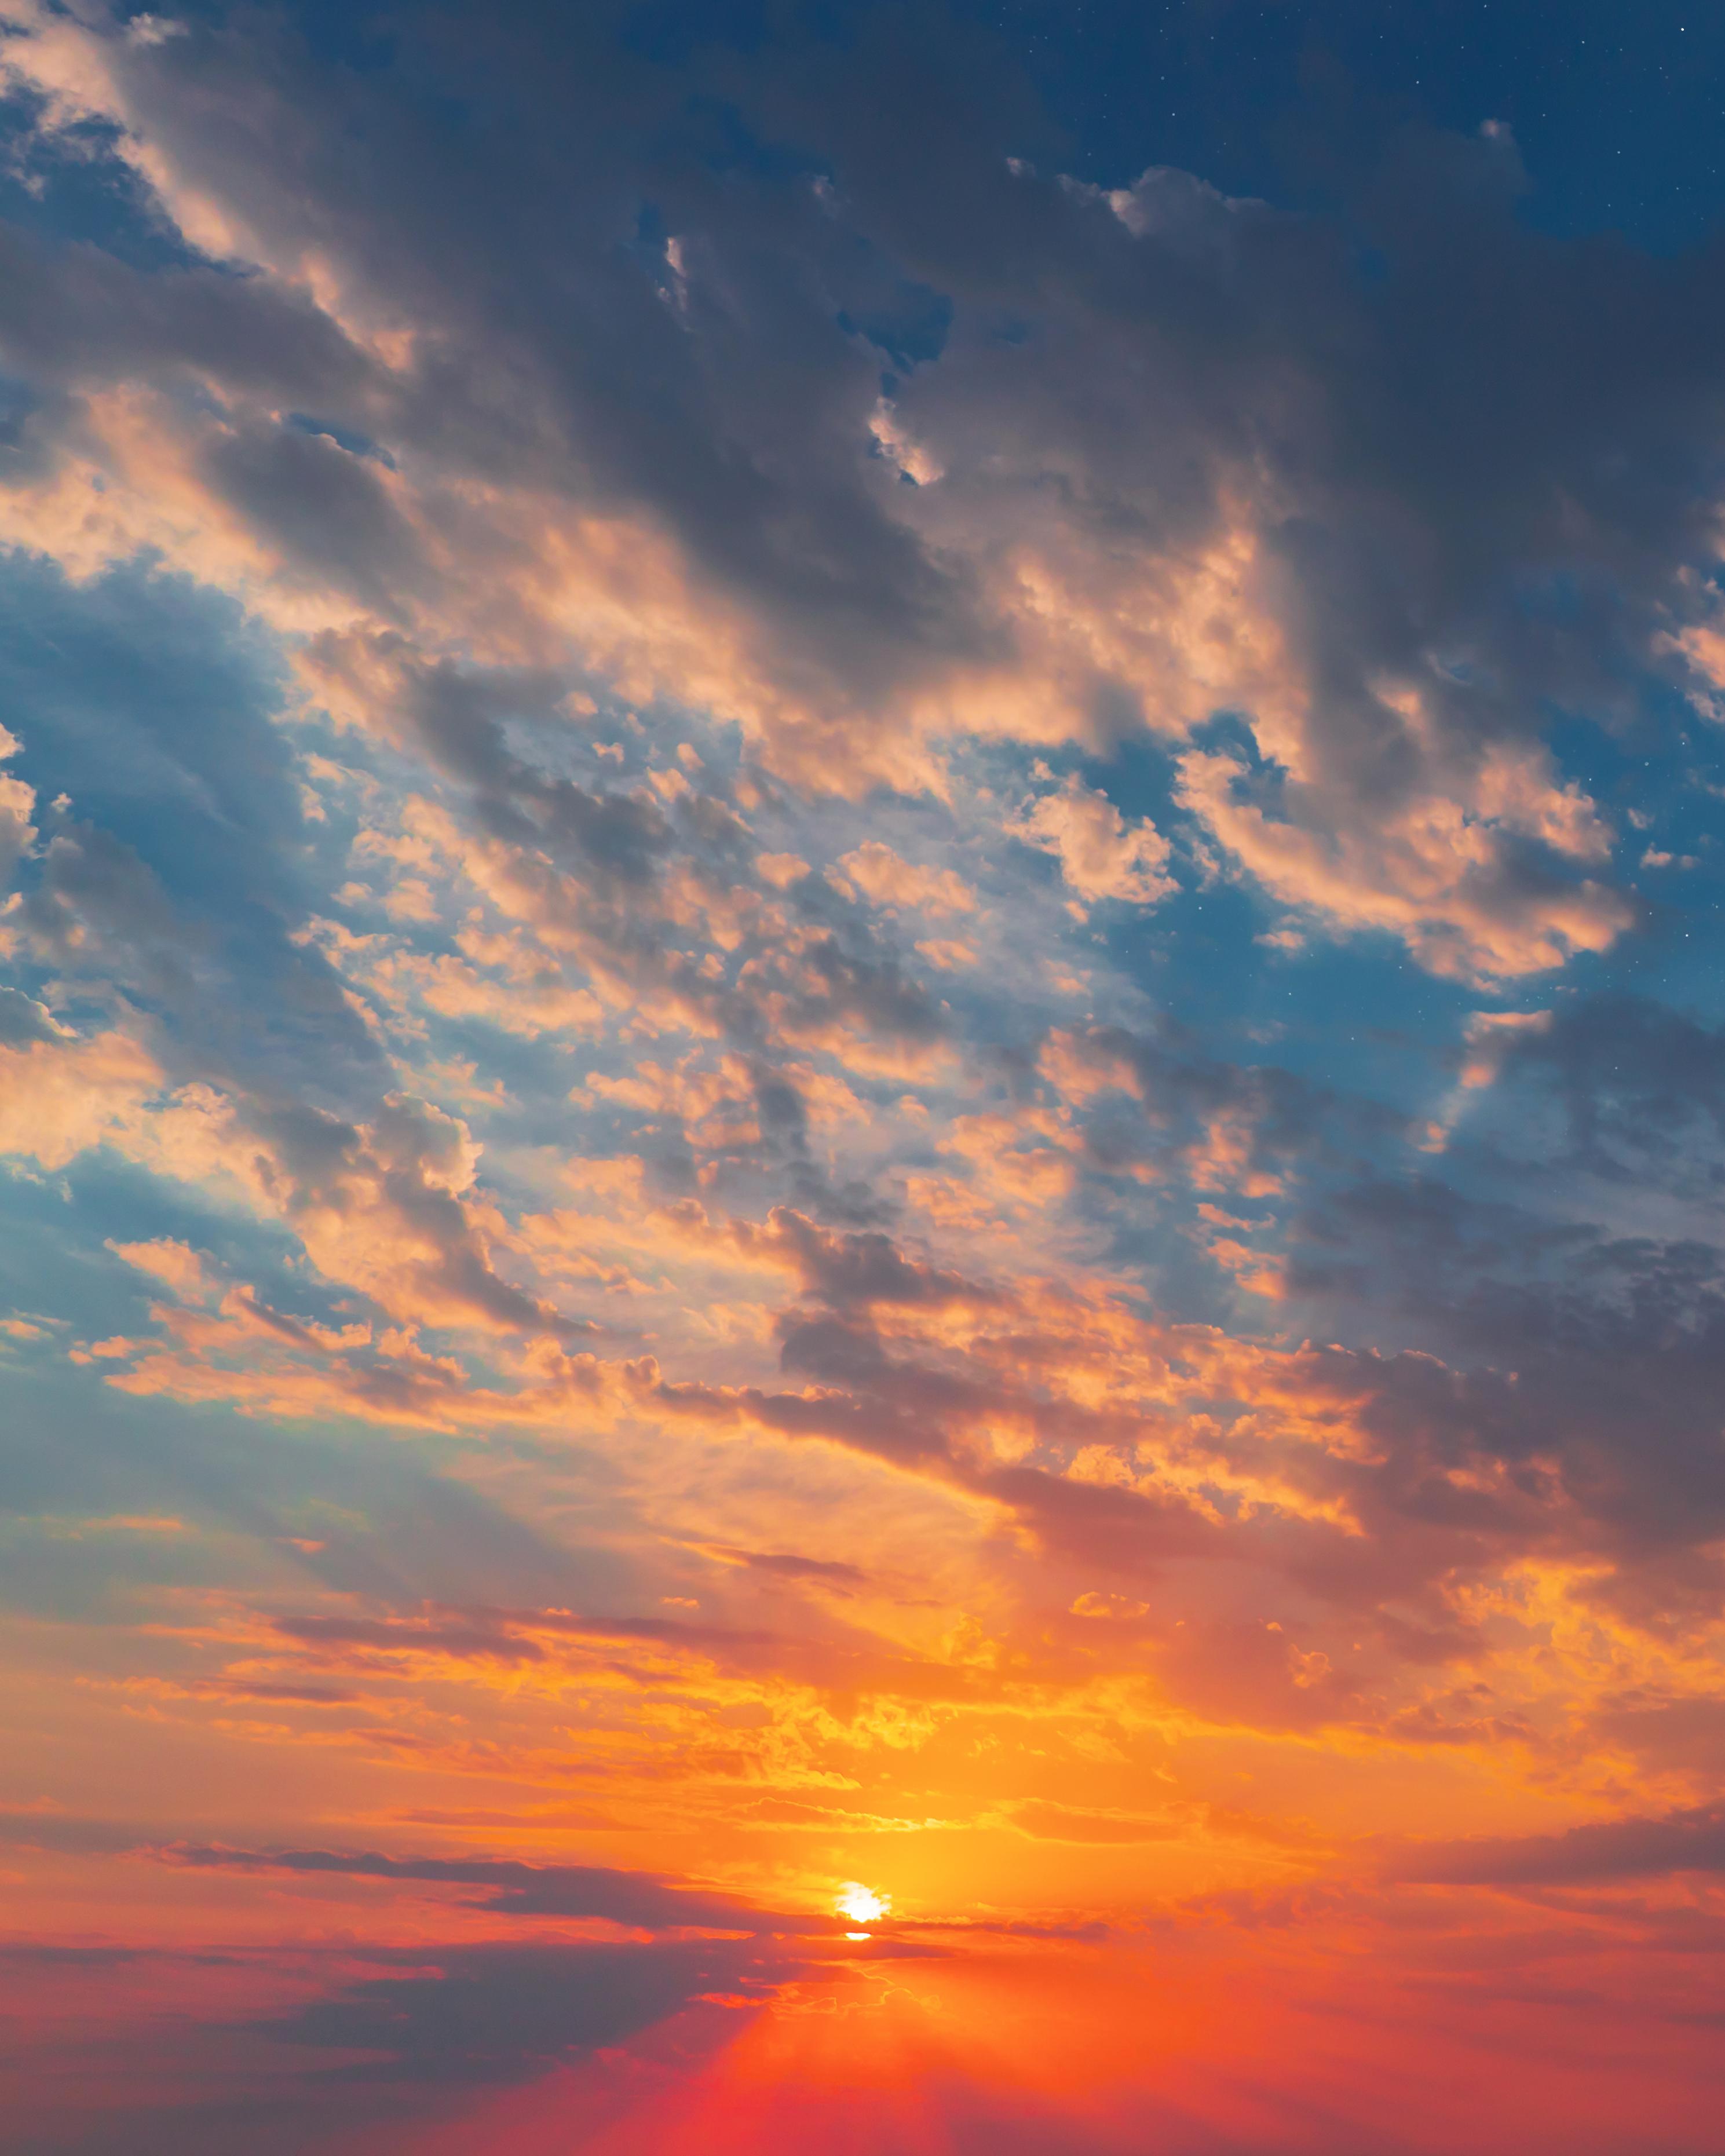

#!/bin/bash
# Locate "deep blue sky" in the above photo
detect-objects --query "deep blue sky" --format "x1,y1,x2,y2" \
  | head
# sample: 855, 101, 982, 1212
973, 0, 1725, 246
224, 0, 1725, 249
562, 0, 1725, 246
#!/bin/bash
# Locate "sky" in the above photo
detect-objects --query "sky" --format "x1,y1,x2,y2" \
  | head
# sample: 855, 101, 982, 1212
2, 2, 1725, 2151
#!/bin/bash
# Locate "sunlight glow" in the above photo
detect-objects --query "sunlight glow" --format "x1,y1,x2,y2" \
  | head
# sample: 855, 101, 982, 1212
835, 1882, 890, 1927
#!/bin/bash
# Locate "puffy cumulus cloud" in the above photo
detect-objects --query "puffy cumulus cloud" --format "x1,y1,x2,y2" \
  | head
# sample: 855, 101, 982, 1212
832, 841, 976, 918
0, 0, 1709, 977
0, 723, 36, 883
0, 1022, 164, 1168
1176, 744, 1632, 982
1010, 772, 1174, 916
105, 1237, 216, 1302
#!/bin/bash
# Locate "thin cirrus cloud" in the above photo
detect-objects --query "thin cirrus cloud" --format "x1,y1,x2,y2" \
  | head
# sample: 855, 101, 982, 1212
0, 2, 1723, 2152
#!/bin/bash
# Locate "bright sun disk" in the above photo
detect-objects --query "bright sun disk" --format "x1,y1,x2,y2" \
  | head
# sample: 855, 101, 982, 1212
835, 1881, 890, 1927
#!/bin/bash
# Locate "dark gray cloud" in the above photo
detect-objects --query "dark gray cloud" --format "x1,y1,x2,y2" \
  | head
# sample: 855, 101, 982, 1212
766, 1206, 989, 1307
0, 1936, 797, 2155
0, 984, 61, 1044
1396, 1802, 1725, 1886
160, 1841, 827, 1933
4, 0, 1716, 860
260, 1938, 787, 2084
715, 1545, 869, 1586
1485, 994, 1725, 1187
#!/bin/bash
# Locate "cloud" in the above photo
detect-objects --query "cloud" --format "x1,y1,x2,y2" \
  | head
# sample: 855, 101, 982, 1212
709, 1546, 869, 1587
158, 1842, 828, 1934
1395, 1803, 1725, 1886
1176, 745, 1632, 982
105, 1238, 215, 1302
0, 1025, 166, 1171
0, 12, 1724, 2141
0, 0, 1694, 982
1010, 1800, 1181, 1844
1010, 772, 1175, 916
834, 840, 976, 916
0, 723, 36, 885
259, 1939, 790, 2085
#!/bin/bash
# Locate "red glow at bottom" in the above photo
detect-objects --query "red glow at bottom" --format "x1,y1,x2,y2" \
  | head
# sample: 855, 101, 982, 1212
333, 1935, 1725, 2156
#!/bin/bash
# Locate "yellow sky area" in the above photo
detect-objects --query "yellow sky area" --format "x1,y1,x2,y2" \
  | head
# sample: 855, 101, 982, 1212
3, 1467, 1710, 1960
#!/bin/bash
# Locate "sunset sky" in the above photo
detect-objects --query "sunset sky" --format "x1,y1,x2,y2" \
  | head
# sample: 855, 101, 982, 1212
3, 3, 1725, 2151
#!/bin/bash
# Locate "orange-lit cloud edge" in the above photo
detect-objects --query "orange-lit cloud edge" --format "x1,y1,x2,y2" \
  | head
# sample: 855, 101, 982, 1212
0, 7, 1722, 2153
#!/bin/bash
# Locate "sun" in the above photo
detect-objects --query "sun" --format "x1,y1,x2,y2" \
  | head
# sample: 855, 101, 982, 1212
835, 1881, 890, 1928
